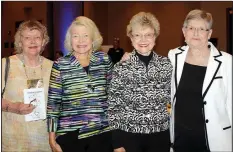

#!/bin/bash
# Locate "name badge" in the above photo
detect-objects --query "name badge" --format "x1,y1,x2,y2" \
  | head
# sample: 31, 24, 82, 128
27, 79, 44, 89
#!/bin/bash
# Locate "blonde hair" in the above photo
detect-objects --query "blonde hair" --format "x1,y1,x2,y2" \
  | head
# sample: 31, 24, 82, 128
183, 9, 213, 29
127, 12, 160, 38
14, 20, 49, 54
64, 16, 103, 52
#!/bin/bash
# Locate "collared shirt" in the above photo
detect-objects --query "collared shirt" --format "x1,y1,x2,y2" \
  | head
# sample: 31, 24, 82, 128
108, 50, 172, 134
47, 51, 113, 139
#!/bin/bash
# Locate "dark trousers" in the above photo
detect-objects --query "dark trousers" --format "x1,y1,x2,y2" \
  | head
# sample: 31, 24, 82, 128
56, 130, 113, 152
173, 128, 209, 152
112, 129, 170, 152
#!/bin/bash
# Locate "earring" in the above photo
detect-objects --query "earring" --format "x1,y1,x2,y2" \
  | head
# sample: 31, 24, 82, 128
92, 43, 95, 51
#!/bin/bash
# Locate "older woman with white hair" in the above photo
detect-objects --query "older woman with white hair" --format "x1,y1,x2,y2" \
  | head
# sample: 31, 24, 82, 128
47, 16, 113, 152
1, 20, 53, 151
108, 12, 172, 152
169, 9, 232, 152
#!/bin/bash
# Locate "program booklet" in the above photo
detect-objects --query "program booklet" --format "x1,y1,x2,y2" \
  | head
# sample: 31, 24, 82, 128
23, 88, 46, 122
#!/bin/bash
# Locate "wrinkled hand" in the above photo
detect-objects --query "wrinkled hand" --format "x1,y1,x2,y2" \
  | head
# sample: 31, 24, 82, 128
114, 147, 126, 152
120, 52, 131, 62
14, 102, 35, 115
50, 141, 63, 152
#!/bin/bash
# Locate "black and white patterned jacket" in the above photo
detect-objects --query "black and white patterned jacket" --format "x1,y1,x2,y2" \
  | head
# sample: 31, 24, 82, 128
107, 50, 172, 134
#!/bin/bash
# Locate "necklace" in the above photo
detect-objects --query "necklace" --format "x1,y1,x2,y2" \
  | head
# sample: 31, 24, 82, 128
21, 54, 43, 80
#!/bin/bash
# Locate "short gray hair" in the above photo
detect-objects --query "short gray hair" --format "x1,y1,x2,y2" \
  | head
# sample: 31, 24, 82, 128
183, 9, 213, 29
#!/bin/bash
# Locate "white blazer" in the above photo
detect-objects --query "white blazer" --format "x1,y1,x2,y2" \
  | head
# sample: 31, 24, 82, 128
168, 42, 232, 152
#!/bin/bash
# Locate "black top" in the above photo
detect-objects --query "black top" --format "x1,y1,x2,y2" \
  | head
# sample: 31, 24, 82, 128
108, 47, 124, 64
136, 51, 153, 67
174, 62, 209, 151
175, 62, 207, 136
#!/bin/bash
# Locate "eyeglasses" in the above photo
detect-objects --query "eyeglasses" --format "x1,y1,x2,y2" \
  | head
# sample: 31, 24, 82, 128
131, 33, 155, 41
72, 34, 90, 41
185, 26, 210, 34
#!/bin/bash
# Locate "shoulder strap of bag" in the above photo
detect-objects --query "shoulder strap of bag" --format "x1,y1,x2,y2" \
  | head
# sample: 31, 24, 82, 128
2, 57, 10, 97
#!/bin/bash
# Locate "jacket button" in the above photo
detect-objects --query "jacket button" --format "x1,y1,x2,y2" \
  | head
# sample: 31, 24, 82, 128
205, 119, 209, 123
203, 101, 207, 105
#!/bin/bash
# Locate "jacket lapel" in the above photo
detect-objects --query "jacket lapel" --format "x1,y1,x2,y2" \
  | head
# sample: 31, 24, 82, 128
202, 43, 222, 98
174, 46, 188, 92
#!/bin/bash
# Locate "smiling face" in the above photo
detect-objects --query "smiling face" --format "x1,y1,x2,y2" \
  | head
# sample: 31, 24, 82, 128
183, 19, 212, 49
70, 25, 92, 56
20, 28, 44, 56
130, 25, 155, 56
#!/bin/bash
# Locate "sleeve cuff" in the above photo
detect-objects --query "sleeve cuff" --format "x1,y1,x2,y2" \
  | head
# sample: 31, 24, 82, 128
47, 118, 58, 132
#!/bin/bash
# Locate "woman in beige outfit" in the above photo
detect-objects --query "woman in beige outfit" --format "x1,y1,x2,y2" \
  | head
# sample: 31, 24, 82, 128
1, 20, 53, 152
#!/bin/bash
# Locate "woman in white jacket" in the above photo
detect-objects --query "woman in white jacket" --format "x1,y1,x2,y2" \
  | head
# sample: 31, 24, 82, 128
168, 9, 232, 152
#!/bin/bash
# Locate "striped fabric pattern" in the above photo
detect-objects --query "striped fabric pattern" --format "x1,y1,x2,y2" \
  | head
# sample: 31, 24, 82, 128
47, 51, 113, 139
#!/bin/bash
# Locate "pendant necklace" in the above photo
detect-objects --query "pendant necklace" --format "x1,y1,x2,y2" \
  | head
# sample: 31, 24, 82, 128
21, 54, 43, 80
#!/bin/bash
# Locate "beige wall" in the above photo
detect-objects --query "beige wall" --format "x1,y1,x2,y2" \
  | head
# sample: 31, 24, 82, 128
84, 1, 232, 56
1, 2, 47, 57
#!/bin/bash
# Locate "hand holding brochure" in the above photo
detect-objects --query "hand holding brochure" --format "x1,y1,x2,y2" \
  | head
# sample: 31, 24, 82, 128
23, 88, 46, 121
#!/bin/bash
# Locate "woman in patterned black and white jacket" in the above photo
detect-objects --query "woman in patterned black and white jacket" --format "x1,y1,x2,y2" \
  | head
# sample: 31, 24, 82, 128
108, 12, 172, 152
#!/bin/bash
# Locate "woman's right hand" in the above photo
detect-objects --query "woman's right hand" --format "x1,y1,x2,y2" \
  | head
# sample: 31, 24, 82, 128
114, 147, 126, 152
2, 98, 35, 115
50, 141, 63, 152
15, 102, 35, 115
